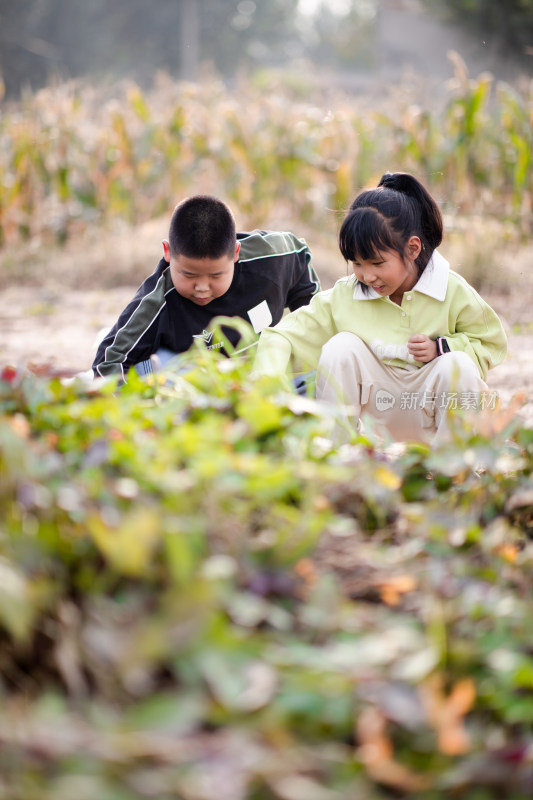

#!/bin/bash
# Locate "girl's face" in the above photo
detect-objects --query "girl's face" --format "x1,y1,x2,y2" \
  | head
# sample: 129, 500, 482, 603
351, 238, 421, 303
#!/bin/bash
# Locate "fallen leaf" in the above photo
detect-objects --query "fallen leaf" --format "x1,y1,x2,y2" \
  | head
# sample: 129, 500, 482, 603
421, 675, 475, 756
379, 574, 417, 606
356, 707, 429, 791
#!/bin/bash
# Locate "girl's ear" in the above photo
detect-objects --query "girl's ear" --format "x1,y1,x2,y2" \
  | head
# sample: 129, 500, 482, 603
406, 235, 422, 260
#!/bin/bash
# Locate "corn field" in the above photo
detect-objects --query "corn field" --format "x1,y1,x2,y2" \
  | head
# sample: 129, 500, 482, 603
0, 64, 532, 250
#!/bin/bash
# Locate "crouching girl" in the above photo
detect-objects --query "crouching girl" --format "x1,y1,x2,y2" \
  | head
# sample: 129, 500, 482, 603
253, 172, 507, 443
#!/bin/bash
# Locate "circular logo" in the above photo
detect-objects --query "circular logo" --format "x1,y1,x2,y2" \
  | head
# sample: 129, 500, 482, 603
375, 389, 396, 412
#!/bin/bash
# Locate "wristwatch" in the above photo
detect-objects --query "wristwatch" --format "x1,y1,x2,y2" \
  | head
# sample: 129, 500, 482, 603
435, 336, 450, 355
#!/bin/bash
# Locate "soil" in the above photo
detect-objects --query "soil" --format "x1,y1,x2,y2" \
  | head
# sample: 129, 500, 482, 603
1, 244, 532, 427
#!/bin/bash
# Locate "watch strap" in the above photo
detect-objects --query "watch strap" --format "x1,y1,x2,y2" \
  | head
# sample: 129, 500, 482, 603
435, 336, 450, 355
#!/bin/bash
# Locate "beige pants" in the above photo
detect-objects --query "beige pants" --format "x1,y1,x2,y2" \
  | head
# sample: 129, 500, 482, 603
316, 332, 488, 444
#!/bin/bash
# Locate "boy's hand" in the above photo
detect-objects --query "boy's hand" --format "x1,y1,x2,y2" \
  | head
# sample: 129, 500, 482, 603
407, 333, 438, 363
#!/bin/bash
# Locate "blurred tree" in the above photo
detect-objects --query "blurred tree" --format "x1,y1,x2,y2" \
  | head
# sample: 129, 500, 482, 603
0, 0, 61, 95
1, 0, 531, 98
0, 0, 299, 97
200, 0, 300, 74
181, 0, 200, 79
297, 0, 379, 70
422, 0, 533, 63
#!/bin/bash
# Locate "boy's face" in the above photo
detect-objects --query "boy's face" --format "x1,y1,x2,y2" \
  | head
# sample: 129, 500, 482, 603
163, 240, 240, 305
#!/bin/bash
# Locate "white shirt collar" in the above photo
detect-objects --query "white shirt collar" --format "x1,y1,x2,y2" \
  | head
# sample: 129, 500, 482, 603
352, 250, 450, 302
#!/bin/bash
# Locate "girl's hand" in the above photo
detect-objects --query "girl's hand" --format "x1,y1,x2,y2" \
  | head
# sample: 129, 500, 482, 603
407, 333, 438, 362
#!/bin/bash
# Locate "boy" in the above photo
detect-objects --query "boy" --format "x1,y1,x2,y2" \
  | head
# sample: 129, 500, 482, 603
93, 195, 320, 380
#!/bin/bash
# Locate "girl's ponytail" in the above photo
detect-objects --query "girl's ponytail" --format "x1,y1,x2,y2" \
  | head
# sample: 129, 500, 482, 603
341, 171, 444, 286
378, 172, 443, 253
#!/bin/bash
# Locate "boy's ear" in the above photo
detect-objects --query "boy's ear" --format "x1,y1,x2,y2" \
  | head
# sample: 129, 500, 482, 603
406, 236, 422, 260
234, 241, 241, 262
162, 239, 171, 261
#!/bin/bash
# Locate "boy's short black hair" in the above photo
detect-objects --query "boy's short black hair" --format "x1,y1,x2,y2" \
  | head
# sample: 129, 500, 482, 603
168, 195, 236, 259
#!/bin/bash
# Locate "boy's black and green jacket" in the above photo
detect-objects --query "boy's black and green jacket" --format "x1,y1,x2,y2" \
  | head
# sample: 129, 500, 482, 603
93, 230, 320, 379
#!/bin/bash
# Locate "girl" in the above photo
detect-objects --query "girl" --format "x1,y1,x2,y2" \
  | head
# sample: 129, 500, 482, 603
253, 172, 507, 443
